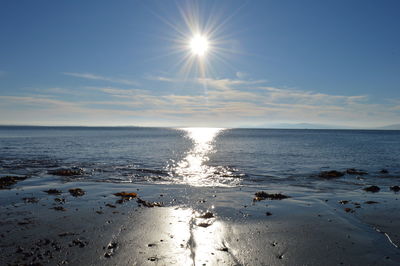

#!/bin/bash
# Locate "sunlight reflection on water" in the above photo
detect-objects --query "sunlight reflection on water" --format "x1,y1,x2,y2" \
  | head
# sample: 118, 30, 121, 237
168, 128, 241, 187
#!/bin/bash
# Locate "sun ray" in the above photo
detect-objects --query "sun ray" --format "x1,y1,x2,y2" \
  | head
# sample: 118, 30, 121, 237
148, 1, 247, 84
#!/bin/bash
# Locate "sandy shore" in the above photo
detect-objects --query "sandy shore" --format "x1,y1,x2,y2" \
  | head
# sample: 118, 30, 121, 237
1, 176, 400, 265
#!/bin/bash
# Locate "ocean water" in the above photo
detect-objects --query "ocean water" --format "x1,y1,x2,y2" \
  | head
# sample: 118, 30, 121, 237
1, 126, 399, 189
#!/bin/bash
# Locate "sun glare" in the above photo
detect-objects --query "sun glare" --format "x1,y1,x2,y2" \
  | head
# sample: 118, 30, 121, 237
189, 34, 209, 57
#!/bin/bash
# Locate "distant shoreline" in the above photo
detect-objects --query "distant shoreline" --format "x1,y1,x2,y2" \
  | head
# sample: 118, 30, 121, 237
0, 125, 399, 131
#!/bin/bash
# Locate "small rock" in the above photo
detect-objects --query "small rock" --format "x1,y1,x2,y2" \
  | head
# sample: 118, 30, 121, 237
137, 198, 163, 207
266, 212, 272, 216
364, 201, 379, 204
344, 208, 354, 213
104, 242, 117, 257
23, 197, 39, 203
71, 238, 87, 248
198, 222, 212, 228
54, 198, 65, 203
380, 169, 389, 174
198, 212, 214, 219
339, 200, 349, 205
52, 206, 66, 211
69, 188, 85, 197
390, 186, 400, 192
0, 175, 28, 189
106, 203, 116, 208
346, 168, 368, 175
218, 247, 229, 252
363, 185, 380, 193
318, 170, 344, 179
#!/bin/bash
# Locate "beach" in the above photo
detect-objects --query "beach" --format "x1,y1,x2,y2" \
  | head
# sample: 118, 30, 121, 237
1, 176, 400, 265
1, 127, 400, 265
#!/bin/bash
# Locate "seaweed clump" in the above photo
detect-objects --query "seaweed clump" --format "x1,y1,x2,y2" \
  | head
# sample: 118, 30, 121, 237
318, 171, 344, 179
390, 186, 400, 192
346, 168, 368, 175
114, 192, 138, 204
69, 188, 85, 197
137, 198, 163, 207
363, 185, 380, 193
44, 189, 62, 195
254, 191, 290, 201
48, 168, 84, 177
0, 176, 27, 189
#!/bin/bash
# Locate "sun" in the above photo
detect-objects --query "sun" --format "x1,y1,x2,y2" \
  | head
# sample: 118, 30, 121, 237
189, 34, 209, 57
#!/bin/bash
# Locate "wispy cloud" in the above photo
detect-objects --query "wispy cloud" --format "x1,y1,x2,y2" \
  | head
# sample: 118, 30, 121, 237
0, 76, 399, 127
198, 77, 267, 90
63, 72, 139, 86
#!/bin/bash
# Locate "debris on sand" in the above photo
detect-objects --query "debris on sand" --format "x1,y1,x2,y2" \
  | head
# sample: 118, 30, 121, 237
48, 168, 84, 176
344, 208, 354, 213
44, 189, 62, 195
317, 170, 344, 179
69, 188, 85, 197
70, 238, 88, 248
390, 186, 400, 192
18, 218, 34, 225
58, 232, 76, 237
253, 191, 290, 201
114, 192, 138, 204
52, 206, 66, 211
364, 201, 379, 204
114, 192, 138, 198
197, 212, 214, 219
22, 197, 39, 203
104, 241, 118, 258
0, 175, 28, 189
54, 197, 65, 203
363, 185, 380, 193
137, 198, 163, 208
197, 222, 212, 228
346, 168, 368, 175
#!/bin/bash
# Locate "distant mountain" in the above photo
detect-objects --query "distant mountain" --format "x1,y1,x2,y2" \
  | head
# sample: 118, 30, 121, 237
256, 123, 349, 129
377, 124, 400, 130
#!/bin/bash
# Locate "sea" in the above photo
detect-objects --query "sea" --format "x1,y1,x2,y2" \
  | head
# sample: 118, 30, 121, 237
1, 126, 399, 190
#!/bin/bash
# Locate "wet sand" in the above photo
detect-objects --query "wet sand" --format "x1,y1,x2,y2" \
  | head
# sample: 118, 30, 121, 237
1, 176, 400, 265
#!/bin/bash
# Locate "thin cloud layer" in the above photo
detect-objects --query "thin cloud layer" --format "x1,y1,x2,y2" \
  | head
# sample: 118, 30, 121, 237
0, 76, 399, 128
63, 72, 139, 86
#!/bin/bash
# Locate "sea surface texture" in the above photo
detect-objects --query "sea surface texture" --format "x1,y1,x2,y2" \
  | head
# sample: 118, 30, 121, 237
1, 126, 400, 265
1, 126, 399, 188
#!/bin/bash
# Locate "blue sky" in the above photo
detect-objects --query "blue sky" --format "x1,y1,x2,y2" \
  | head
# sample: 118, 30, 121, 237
0, 0, 399, 127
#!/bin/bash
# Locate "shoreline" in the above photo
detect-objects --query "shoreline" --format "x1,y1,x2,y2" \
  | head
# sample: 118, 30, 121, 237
1, 177, 400, 265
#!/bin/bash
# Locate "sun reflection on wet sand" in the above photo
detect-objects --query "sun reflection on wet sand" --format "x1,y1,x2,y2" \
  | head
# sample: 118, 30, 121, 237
169, 127, 241, 187
164, 207, 235, 265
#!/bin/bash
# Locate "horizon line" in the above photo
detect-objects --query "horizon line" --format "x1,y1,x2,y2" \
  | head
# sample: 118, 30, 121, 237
0, 124, 398, 131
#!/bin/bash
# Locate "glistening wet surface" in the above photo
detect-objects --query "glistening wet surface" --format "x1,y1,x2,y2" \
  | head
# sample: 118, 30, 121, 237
1, 127, 400, 265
